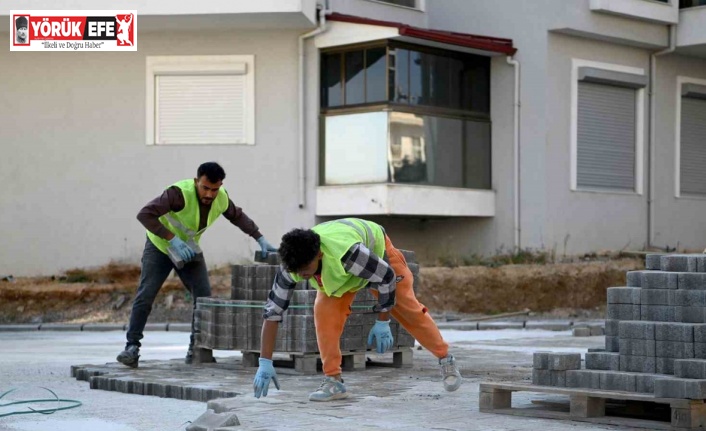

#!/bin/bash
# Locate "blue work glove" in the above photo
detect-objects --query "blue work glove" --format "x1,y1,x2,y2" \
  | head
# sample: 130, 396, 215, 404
256, 236, 278, 259
169, 236, 195, 262
253, 358, 280, 398
367, 320, 394, 354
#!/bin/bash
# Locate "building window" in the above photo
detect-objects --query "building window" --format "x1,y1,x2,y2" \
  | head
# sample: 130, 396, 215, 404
680, 0, 706, 8
572, 62, 646, 193
320, 42, 491, 190
370, 0, 419, 9
145, 55, 255, 145
678, 81, 706, 196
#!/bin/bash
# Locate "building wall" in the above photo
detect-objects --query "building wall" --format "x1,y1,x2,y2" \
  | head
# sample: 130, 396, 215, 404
651, 53, 706, 250
0, 29, 311, 276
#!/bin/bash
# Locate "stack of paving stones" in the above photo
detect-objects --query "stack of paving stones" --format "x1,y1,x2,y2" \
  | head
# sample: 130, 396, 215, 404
194, 251, 418, 356
532, 253, 706, 399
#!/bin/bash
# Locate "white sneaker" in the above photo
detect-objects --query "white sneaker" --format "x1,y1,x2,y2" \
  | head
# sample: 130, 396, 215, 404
308, 377, 349, 401
439, 355, 462, 392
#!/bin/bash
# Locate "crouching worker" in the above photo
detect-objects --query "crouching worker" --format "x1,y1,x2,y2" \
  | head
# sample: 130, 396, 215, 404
252, 218, 462, 401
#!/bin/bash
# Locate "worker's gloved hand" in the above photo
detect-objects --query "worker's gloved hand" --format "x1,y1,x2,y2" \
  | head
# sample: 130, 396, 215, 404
253, 358, 280, 398
257, 236, 278, 259
169, 236, 195, 262
367, 320, 394, 354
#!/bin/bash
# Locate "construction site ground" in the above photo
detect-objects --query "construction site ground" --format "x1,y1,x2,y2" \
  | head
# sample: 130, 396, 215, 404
1, 328, 629, 431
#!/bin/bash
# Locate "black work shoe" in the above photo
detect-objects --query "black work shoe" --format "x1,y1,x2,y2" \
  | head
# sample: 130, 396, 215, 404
117, 345, 140, 368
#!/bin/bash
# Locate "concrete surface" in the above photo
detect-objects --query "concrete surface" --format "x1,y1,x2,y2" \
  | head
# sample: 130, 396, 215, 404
0, 329, 629, 431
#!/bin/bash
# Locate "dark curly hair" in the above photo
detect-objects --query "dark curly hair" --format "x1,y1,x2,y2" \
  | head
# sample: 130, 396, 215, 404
279, 228, 321, 272
197, 162, 226, 183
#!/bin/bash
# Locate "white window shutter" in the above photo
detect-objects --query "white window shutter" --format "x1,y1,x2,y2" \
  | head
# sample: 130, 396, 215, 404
156, 74, 247, 145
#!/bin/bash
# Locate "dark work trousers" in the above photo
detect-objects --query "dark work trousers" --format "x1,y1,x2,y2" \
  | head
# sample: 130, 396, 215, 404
125, 238, 211, 348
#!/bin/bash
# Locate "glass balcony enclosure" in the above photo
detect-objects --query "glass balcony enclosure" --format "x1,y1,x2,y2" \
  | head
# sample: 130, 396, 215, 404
320, 42, 491, 190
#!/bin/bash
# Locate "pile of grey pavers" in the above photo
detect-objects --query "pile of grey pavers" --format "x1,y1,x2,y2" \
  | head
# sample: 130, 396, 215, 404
533, 253, 706, 399
192, 251, 418, 368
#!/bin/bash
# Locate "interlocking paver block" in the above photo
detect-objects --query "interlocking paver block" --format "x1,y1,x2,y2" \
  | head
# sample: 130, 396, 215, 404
656, 357, 675, 375
641, 305, 675, 322
532, 369, 551, 385
619, 321, 655, 340
605, 336, 620, 352
674, 359, 706, 379
676, 307, 706, 324
641, 271, 678, 289
607, 304, 640, 320
605, 319, 619, 336
619, 339, 655, 357
671, 290, 706, 306
626, 271, 642, 287
547, 353, 581, 370
608, 287, 641, 304
655, 322, 695, 342
566, 370, 602, 389
656, 341, 695, 359
600, 371, 636, 392
635, 374, 657, 394
186, 409, 240, 431
646, 254, 664, 270
585, 352, 620, 371
654, 378, 706, 399
620, 355, 656, 373
640, 289, 670, 305
678, 273, 706, 290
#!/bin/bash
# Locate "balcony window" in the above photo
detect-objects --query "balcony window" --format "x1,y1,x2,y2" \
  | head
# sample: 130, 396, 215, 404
680, 0, 706, 7
321, 42, 491, 190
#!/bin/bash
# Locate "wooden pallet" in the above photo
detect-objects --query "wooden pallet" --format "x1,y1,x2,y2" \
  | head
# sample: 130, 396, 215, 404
241, 348, 413, 374
479, 382, 706, 430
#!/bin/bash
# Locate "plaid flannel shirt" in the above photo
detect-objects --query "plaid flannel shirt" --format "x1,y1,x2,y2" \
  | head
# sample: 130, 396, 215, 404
263, 243, 396, 321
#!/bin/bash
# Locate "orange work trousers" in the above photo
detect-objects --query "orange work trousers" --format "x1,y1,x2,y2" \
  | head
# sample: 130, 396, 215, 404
313, 235, 449, 377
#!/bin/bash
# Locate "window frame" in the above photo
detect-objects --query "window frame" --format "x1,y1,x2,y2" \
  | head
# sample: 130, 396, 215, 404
365, 0, 425, 11
675, 76, 706, 199
145, 55, 255, 146
570, 58, 645, 195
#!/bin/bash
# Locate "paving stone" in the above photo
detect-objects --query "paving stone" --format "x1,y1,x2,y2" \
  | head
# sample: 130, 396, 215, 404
677, 273, 706, 290
600, 371, 637, 392
565, 370, 602, 389
654, 378, 706, 399
608, 287, 641, 304
588, 348, 607, 352
671, 290, 706, 306
641, 305, 675, 322
585, 352, 620, 371
626, 271, 642, 287
641, 271, 678, 289
589, 326, 604, 336
695, 343, 706, 359
694, 325, 706, 343
619, 339, 655, 357
655, 322, 695, 342
605, 336, 620, 352
186, 409, 240, 431
656, 341, 695, 359
607, 304, 640, 320
698, 255, 706, 273
550, 370, 567, 387
532, 369, 551, 385
661, 255, 697, 273
620, 355, 656, 373
619, 321, 655, 340
657, 357, 675, 374
547, 353, 581, 371
605, 319, 620, 337
674, 359, 706, 379
207, 397, 240, 414
640, 289, 670, 305
635, 373, 657, 393
646, 254, 664, 270
676, 307, 706, 324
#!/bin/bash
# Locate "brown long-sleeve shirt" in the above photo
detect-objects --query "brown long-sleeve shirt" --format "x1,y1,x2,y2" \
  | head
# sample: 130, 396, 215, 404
137, 185, 262, 241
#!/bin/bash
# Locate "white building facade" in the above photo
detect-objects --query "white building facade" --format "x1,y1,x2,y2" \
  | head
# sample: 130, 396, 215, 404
1, 0, 705, 275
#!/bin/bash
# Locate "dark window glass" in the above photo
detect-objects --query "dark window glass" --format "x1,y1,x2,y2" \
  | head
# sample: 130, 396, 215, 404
345, 50, 365, 105
461, 59, 491, 113
366, 47, 387, 103
464, 120, 492, 189
680, 0, 706, 7
409, 50, 426, 105
376, 0, 417, 7
390, 48, 409, 103
321, 53, 342, 107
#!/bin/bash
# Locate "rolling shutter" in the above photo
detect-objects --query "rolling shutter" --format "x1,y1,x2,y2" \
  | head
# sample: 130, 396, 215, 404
577, 81, 636, 191
680, 96, 706, 196
156, 74, 247, 145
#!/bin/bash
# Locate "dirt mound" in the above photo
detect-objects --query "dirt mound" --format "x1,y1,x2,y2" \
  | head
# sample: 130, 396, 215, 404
0, 258, 643, 324
416, 258, 643, 314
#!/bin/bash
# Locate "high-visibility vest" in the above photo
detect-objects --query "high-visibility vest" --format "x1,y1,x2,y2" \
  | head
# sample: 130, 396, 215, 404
291, 218, 386, 297
146, 179, 229, 254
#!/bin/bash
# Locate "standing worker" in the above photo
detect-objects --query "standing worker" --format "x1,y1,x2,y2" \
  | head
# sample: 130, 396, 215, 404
252, 218, 462, 401
117, 162, 278, 367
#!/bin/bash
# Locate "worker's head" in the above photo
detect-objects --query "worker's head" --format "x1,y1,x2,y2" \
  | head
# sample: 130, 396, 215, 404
195, 162, 226, 205
280, 228, 322, 278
